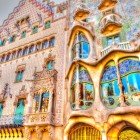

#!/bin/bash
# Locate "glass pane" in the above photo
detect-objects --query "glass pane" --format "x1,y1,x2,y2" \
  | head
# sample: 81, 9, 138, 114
79, 42, 90, 59
107, 37, 113, 46
114, 35, 120, 44
41, 92, 49, 112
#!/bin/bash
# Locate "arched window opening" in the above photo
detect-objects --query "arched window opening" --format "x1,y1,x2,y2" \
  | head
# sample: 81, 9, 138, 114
13, 99, 25, 125
119, 127, 140, 140
69, 123, 101, 140
72, 32, 90, 60
119, 58, 140, 105
101, 61, 120, 108
70, 66, 94, 110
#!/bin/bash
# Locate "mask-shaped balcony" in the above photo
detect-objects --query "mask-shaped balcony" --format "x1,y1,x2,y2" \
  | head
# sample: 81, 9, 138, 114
100, 13, 122, 36
73, 2, 90, 21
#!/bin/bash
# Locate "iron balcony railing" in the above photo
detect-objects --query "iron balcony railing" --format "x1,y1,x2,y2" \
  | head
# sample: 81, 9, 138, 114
0, 114, 25, 128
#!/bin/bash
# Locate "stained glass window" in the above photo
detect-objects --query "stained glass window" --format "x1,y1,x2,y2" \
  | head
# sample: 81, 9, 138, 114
70, 66, 94, 110
101, 61, 120, 108
119, 58, 140, 106
33, 94, 40, 112
72, 32, 90, 60
0, 103, 3, 117
13, 99, 25, 125
40, 92, 50, 112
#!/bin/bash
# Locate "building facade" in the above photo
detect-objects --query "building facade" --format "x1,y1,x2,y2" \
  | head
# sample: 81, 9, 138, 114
0, 0, 140, 140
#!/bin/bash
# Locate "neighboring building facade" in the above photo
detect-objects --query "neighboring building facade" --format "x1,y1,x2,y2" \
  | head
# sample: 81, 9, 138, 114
0, 0, 140, 140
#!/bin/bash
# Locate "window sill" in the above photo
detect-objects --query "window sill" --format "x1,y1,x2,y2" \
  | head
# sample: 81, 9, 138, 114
14, 80, 23, 83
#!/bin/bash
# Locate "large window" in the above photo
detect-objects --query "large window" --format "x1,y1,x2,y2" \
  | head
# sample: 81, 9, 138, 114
72, 32, 90, 60
70, 66, 94, 110
101, 61, 120, 108
13, 99, 25, 125
101, 58, 140, 108
119, 58, 140, 106
33, 92, 50, 113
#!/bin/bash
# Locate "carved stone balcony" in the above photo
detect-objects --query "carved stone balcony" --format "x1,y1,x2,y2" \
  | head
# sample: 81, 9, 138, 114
100, 13, 122, 36
73, 2, 90, 21
0, 114, 25, 128
24, 112, 54, 126
101, 42, 132, 57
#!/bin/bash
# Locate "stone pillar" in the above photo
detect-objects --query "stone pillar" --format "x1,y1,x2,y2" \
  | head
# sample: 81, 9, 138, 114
24, 127, 31, 140
116, 61, 126, 107
26, 93, 33, 114
75, 63, 80, 110
48, 92, 53, 113
75, 32, 80, 60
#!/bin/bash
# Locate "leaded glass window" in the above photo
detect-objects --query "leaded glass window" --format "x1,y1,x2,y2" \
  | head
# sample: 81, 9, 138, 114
40, 92, 50, 112
33, 94, 40, 112
0, 103, 3, 117
119, 58, 140, 106
33, 92, 50, 113
72, 32, 90, 60
70, 66, 94, 110
13, 99, 25, 125
101, 61, 120, 108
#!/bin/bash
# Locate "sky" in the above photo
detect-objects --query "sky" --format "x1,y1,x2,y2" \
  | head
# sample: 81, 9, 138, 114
0, 0, 65, 25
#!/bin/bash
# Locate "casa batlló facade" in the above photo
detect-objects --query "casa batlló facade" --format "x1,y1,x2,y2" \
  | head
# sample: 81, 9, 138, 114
0, 0, 140, 140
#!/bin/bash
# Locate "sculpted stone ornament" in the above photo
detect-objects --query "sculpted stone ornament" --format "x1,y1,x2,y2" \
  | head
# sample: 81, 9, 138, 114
0, 83, 12, 99
14, 85, 28, 106
36, 126, 43, 140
